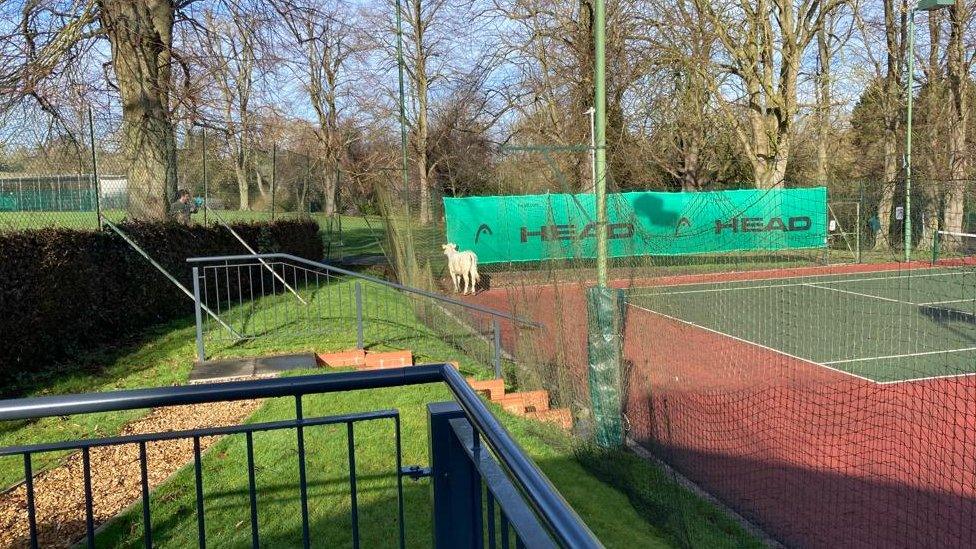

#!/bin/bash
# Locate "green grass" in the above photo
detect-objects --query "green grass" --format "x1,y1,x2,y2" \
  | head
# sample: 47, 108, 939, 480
93, 374, 760, 548
200, 277, 501, 376
0, 276, 495, 491
628, 264, 976, 382
0, 319, 199, 490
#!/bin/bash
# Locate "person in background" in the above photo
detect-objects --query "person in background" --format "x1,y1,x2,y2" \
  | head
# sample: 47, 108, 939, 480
169, 189, 199, 225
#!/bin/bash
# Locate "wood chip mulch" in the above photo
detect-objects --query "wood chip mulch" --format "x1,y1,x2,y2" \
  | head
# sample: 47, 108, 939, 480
0, 398, 263, 548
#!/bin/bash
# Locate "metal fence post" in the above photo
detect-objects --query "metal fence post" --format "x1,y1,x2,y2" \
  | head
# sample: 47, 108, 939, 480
202, 128, 208, 225
88, 106, 101, 229
193, 267, 206, 363
428, 402, 479, 549
492, 319, 502, 379
271, 143, 277, 221
355, 282, 364, 349
856, 180, 863, 263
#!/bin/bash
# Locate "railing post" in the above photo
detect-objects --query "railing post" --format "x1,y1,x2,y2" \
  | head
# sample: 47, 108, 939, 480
192, 267, 206, 363
492, 319, 502, 379
355, 282, 364, 349
428, 402, 480, 549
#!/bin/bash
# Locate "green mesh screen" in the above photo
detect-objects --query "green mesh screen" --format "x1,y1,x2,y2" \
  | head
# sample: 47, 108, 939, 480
443, 188, 828, 263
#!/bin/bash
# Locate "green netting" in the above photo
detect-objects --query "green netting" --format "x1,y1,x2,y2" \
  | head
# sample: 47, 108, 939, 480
443, 188, 828, 263
586, 286, 625, 448
0, 187, 97, 212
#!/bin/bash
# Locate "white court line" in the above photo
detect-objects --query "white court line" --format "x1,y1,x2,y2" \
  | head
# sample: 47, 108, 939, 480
824, 346, 976, 365
878, 371, 976, 385
629, 269, 971, 297
919, 298, 975, 305
630, 265, 974, 294
626, 303, 878, 384
803, 283, 914, 305
937, 230, 976, 239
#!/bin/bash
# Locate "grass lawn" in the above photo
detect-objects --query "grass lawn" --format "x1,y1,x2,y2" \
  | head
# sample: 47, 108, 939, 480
93, 374, 760, 548
200, 276, 504, 377
0, 319, 198, 490
0, 274, 501, 491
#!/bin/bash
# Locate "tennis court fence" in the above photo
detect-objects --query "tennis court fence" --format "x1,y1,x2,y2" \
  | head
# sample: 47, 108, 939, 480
622, 261, 976, 547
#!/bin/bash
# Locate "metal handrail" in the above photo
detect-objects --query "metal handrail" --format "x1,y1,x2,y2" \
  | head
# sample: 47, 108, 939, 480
0, 364, 599, 548
187, 253, 542, 328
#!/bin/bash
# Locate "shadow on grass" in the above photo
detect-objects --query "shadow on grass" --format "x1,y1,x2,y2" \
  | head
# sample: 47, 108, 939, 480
1, 316, 198, 400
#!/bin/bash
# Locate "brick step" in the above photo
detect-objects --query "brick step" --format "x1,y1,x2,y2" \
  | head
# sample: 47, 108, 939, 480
525, 409, 573, 430
494, 390, 550, 414
316, 349, 366, 368
316, 349, 414, 370
361, 350, 414, 369
467, 377, 505, 400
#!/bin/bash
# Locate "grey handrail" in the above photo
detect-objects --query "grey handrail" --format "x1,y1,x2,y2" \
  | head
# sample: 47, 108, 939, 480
0, 364, 599, 548
187, 253, 542, 328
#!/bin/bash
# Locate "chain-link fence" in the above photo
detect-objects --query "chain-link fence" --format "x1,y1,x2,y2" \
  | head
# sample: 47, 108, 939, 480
0, 106, 382, 239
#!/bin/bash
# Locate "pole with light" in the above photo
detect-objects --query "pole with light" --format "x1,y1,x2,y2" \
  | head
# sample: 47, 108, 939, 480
585, 0, 623, 449
585, 107, 597, 194
905, 0, 953, 262
395, 0, 410, 211
593, 0, 608, 287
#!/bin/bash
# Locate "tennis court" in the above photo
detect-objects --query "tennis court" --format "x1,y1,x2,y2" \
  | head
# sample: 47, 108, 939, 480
627, 265, 976, 383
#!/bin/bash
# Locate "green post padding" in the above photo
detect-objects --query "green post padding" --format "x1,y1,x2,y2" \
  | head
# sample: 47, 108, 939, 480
587, 285, 625, 448
443, 188, 828, 263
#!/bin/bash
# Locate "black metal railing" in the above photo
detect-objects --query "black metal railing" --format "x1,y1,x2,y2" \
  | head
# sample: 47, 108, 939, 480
0, 364, 600, 549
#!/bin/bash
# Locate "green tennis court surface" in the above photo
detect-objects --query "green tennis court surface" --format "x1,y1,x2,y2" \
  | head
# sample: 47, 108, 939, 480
627, 266, 976, 383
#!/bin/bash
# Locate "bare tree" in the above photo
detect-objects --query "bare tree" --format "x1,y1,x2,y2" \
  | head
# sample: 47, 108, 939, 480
275, 0, 356, 216
0, 0, 193, 219
194, 6, 263, 210
942, 0, 971, 242
691, 0, 847, 188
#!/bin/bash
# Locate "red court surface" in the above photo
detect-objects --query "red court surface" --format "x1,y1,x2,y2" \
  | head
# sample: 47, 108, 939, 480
465, 261, 976, 548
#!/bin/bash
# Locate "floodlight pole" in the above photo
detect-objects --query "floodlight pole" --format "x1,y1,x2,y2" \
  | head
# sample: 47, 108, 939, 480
586, 107, 597, 193
395, 0, 410, 214
906, 0, 953, 262
594, 0, 608, 287
905, 8, 916, 263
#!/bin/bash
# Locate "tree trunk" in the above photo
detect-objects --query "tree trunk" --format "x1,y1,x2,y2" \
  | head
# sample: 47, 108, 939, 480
324, 166, 338, 216
234, 143, 250, 211
943, 0, 969, 243
255, 168, 268, 198
750, 114, 790, 188
815, 26, 830, 186
98, 0, 177, 220
680, 139, 702, 191
875, 0, 902, 251
876, 132, 898, 250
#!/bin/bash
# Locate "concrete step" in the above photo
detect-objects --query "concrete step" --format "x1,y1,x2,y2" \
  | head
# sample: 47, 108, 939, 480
467, 378, 505, 400
495, 390, 550, 414
190, 353, 318, 383
525, 408, 573, 430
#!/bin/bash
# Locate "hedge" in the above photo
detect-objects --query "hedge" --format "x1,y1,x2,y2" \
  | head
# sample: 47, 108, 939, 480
0, 220, 322, 390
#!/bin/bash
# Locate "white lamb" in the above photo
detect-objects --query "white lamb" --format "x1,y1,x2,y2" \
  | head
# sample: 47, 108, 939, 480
442, 243, 480, 295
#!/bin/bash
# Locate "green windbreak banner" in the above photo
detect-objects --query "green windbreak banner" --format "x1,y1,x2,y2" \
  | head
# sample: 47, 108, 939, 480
443, 188, 827, 264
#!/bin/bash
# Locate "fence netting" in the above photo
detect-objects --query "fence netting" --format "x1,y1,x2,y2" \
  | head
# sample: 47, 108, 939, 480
376, 140, 976, 546
0, 106, 365, 239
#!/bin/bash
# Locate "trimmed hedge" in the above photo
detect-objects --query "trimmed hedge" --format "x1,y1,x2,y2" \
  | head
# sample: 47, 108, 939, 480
0, 220, 322, 388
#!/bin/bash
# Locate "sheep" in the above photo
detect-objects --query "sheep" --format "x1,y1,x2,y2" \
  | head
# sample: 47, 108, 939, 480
442, 243, 480, 295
